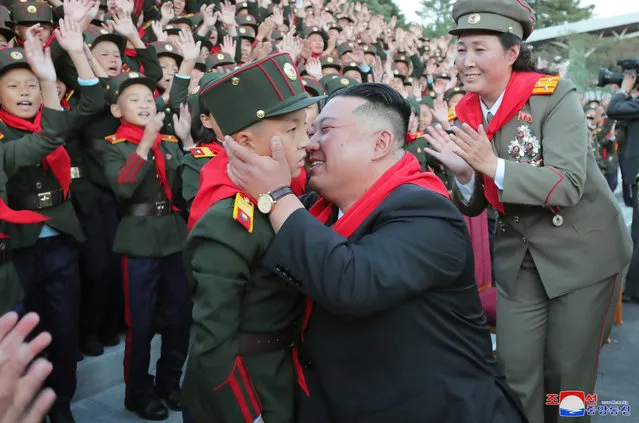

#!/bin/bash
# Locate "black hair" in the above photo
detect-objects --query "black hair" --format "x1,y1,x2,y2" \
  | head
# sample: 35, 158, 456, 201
497, 32, 556, 75
328, 83, 411, 146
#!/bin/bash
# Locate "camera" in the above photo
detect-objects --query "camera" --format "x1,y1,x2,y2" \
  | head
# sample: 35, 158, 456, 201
598, 58, 639, 87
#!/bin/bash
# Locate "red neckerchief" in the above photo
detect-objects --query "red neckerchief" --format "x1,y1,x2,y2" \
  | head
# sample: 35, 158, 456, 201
187, 148, 253, 231
291, 167, 306, 196
123, 51, 146, 74
294, 153, 450, 396
405, 130, 424, 143
211, 45, 221, 54
311, 52, 322, 59
60, 89, 74, 110
16, 33, 55, 49
0, 108, 71, 197
454, 71, 545, 214
0, 197, 49, 237
115, 121, 173, 202
125, 48, 137, 58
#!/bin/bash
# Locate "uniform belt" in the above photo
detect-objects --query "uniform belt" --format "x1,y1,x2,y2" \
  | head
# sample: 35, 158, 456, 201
0, 238, 11, 264
70, 166, 84, 179
12, 188, 65, 210
238, 323, 299, 355
120, 201, 172, 217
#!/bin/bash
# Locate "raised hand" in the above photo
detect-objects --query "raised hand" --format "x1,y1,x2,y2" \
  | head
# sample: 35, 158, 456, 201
63, 0, 93, 24
172, 103, 193, 147
306, 57, 322, 80
220, 1, 236, 27
143, 112, 166, 140
111, 8, 138, 40
114, 0, 134, 14
160, 1, 174, 25
24, 28, 56, 82
200, 4, 217, 28
151, 20, 168, 41
55, 17, 84, 54
423, 125, 474, 180
220, 34, 236, 56
272, 5, 284, 27
176, 30, 201, 61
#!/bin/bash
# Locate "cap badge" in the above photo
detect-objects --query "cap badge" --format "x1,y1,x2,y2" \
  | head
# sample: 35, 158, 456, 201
165, 44, 173, 51
313, 27, 318, 31
340, 78, 350, 86
327, 57, 333, 63
10, 51, 23, 60
129, 72, 139, 78
246, 16, 252, 21
302, 80, 307, 85
283, 62, 297, 81
239, 27, 246, 34
217, 53, 225, 60
468, 13, 481, 24
100, 28, 109, 34
27, 5, 37, 13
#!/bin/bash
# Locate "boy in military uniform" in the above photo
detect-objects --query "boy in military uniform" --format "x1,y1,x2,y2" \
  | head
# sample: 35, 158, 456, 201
101, 71, 192, 421
183, 53, 323, 423
0, 32, 72, 317
0, 31, 85, 423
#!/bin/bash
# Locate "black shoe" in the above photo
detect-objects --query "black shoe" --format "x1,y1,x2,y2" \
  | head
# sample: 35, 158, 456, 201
155, 387, 182, 411
100, 333, 121, 347
49, 406, 75, 423
125, 394, 169, 421
81, 335, 104, 356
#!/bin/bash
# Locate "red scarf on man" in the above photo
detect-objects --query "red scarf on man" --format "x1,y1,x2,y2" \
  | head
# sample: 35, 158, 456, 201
454, 71, 545, 214
0, 108, 71, 197
293, 152, 450, 395
0, 198, 49, 238
115, 122, 173, 202
188, 147, 309, 231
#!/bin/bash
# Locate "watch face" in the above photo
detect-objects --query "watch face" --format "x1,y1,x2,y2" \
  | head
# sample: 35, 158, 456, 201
257, 194, 273, 214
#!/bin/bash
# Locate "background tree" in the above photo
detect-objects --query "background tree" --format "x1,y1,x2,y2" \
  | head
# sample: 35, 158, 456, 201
417, 0, 455, 38
527, 0, 594, 28
360, 0, 406, 26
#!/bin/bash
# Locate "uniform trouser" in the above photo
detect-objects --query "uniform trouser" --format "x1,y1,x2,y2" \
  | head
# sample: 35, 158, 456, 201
604, 172, 618, 193
496, 253, 618, 423
13, 236, 81, 406
618, 154, 633, 205
79, 188, 122, 340
122, 252, 192, 398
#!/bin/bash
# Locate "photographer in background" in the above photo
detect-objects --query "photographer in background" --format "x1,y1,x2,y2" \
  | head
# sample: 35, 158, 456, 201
608, 70, 639, 302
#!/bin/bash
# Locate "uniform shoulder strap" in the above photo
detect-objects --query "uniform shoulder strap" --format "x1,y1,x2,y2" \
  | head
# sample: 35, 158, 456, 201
105, 134, 126, 144
447, 108, 457, 122
532, 75, 560, 96
161, 134, 178, 143
232, 193, 254, 233
191, 146, 217, 158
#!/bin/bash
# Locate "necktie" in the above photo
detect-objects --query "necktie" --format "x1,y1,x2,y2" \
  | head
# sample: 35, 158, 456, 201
486, 111, 494, 125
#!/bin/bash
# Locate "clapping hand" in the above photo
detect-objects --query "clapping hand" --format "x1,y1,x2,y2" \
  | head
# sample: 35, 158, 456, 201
423, 125, 474, 182
173, 103, 193, 148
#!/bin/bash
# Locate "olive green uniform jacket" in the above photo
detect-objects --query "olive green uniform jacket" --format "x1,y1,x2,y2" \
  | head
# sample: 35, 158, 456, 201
0, 109, 68, 312
182, 190, 303, 423
101, 133, 187, 257
452, 78, 631, 299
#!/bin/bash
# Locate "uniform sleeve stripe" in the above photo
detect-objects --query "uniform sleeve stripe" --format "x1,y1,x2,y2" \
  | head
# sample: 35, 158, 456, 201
228, 373, 255, 423
237, 357, 262, 414
117, 153, 138, 183
125, 156, 145, 183
544, 166, 565, 206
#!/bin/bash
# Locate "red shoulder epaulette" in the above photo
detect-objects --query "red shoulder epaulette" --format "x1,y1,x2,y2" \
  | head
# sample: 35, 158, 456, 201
105, 134, 125, 144
161, 135, 178, 143
232, 193, 254, 233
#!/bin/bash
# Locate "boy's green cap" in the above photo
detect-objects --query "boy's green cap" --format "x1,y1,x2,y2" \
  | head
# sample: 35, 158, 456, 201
106, 71, 156, 103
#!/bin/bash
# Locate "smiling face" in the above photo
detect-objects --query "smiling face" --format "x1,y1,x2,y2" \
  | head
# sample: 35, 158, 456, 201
158, 55, 178, 91
235, 108, 309, 177
240, 38, 253, 63
308, 33, 324, 55
91, 40, 123, 77
0, 67, 42, 119
455, 33, 519, 102
110, 83, 157, 126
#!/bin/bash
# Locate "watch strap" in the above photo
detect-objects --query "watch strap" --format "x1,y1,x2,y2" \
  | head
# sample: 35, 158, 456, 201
271, 186, 293, 201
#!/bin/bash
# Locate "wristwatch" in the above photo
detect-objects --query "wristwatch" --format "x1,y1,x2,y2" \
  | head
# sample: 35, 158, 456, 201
257, 186, 293, 214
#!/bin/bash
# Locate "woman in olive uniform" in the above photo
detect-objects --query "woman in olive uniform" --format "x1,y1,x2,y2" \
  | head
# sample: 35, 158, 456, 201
425, 1, 631, 422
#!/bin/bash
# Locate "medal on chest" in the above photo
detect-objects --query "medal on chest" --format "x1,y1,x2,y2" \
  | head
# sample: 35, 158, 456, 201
507, 113, 543, 167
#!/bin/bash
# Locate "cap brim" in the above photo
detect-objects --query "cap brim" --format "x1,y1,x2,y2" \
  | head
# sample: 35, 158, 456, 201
266, 94, 326, 118
93, 33, 126, 54
0, 61, 29, 76
114, 76, 156, 101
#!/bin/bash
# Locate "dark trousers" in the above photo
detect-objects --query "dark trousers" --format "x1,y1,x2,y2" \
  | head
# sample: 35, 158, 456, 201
626, 185, 639, 298
488, 216, 496, 286
79, 189, 122, 340
605, 171, 618, 193
618, 154, 633, 206
122, 252, 192, 398
182, 407, 199, 423
13, 236, 81, 406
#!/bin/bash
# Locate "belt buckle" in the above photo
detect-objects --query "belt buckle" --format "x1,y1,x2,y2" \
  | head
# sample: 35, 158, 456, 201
155, 202, 167, 216
37, 192, 53, 208
70, 167, 81, 179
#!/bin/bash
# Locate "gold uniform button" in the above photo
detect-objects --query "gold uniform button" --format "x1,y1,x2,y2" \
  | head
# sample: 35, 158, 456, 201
232, 77, 240, 86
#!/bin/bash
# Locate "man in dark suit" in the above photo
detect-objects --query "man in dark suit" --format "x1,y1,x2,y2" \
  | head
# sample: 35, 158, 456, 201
224, 83, 527, 423
608, 71, 639, 301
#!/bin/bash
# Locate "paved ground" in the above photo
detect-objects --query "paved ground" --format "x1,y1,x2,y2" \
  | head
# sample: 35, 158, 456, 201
71, 182, 639, 423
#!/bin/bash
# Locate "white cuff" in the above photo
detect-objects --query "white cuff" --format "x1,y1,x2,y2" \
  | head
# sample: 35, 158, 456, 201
253, 415, 262, 423
454, 173, 475, 202
494, 158, 505, 190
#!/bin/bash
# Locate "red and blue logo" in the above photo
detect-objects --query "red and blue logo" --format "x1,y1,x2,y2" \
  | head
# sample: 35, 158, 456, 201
559, 391, 586, 417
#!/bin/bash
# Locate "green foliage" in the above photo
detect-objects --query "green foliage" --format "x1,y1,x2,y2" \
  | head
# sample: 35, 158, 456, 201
532, 0, 594, 28
360, 0, 406, 27
417, 0, 455, 38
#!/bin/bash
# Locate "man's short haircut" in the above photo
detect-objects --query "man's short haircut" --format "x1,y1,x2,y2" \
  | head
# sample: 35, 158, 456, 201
327, 83, 411, 147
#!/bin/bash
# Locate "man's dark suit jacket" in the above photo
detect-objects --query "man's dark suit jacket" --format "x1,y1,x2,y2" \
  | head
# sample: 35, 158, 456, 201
262, 184, 527, 423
